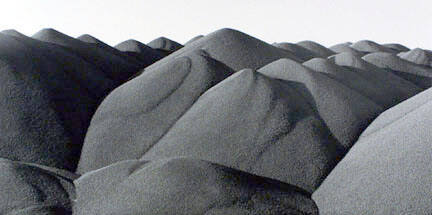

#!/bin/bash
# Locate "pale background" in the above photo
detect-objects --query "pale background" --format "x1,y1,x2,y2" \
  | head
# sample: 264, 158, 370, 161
1, 0, 430, 49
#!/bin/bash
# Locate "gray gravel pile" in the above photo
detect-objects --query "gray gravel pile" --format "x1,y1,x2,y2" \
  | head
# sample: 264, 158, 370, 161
0, 27, 431, 214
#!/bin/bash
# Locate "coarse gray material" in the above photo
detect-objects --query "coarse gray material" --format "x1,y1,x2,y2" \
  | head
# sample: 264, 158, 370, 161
313, 88, 432, 214
296, 40, 336, 58
362, 52, 432, 89
0, 26, 430, 214
0, 159, 75, 215
143, 68, 345, 193
77, 50, 235, 174
0, 31, 115, 171
74, 157, 319, 215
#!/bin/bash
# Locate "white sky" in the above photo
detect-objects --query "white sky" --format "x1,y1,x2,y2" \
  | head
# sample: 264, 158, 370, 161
1, 0, 431, 49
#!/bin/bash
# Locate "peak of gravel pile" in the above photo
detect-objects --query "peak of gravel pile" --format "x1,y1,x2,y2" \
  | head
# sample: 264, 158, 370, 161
143, 28, 302, 73
296, 40, 336, 58
1, 29, 27, 38
351, 40, 399, 54
398, 48, 432, 67
115, 39, 164, 66
77, 34, 105, 45
184, 35, 204, 46
147, 36, 183, 55
382, 43, 410, 52
329, 42, 367, 56
273, 42, 319, 61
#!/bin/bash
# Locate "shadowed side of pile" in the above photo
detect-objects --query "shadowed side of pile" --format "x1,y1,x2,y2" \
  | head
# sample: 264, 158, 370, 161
1, 30, 115, 99
74, 158, 319, 215
313, 87, 432, 214
77, 50, 235, 174
77, 34, 153, 68
143, 67, 345, 193
0, 32, 115, 171
0, 159, 76, 215
32, 28, 143, 84
362, 52, 432, 89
